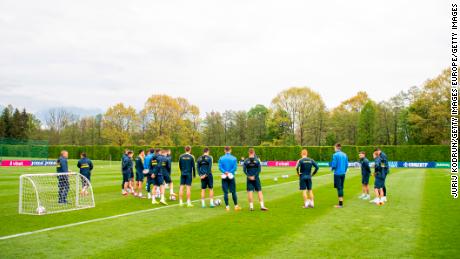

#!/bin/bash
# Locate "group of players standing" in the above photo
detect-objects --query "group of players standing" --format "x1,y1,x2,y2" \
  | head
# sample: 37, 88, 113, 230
118, 143, 389, 211
120, 146, 267, 211
55, 142, 389, 210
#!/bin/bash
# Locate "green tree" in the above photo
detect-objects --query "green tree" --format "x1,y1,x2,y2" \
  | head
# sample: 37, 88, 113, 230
202, 111, 225, 145
408, 68, 450, 144
358, 101, 377, 145
247, 104, 269, 145
102, 103, 138, 146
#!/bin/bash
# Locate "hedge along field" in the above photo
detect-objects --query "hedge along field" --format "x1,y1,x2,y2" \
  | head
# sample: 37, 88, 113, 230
44, 145, 450, 162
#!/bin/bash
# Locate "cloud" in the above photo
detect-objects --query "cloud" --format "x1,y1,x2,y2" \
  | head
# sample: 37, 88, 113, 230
0, 0, 448, 115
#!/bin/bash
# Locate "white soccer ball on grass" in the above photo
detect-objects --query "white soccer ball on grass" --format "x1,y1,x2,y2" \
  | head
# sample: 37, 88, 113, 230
36, 206, 46, 215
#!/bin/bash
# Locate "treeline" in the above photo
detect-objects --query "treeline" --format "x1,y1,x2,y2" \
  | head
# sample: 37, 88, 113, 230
0, 105, 40, 140
46, 145, 449, 162
0, 68, 451, 146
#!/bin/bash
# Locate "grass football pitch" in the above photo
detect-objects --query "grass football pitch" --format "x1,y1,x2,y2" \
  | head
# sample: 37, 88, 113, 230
0, 160, 458, 258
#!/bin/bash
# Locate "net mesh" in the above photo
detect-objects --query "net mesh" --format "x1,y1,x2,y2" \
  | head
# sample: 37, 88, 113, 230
19, 172, 95, 215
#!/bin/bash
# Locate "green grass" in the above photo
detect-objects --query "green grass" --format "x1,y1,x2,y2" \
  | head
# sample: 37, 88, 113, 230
0, 160, 458, 258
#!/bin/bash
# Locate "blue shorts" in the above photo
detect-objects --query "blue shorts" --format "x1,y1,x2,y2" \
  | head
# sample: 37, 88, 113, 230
135, 171, 144, 182
122, 172, 130, 183
180, 174, 192, 186
200, 174, 213, 189
299, 176, 312, 190
362, 173, 370, 185
374, 173, 386, 189
153, 174, 164, 186
247, 176, 262, 192
163, 173, 172, 184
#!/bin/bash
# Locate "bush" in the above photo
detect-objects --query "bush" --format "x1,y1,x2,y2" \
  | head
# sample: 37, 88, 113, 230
43, 145, 450, 162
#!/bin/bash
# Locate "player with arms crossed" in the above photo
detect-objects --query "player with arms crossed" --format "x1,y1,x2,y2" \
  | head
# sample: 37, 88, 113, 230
178, 146, 196, 207
197, 147, 215, 208
358, 151, 371, 200
331, 143, 348, 208
77, 152, 93, 196
296, 149, 319, 208
218, 146, 242, 211
243, 148, 268, 211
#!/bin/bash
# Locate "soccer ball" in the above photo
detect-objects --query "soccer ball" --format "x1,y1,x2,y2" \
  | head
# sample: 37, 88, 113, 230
214, 199, 222, 206
36, 206, 46, 215
169, 194, 176, 201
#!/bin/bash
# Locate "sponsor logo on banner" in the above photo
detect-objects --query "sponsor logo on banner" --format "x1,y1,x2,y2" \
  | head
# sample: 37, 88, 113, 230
0, 160, 56, 167
0, 160, 32, 167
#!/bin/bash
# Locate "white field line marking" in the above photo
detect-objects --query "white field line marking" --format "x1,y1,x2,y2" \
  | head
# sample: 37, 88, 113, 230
0, 173, 335, 241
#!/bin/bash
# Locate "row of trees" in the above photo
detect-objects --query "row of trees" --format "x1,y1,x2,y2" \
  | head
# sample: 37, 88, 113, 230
0, 106, 40, 140
1, 68, 450, 146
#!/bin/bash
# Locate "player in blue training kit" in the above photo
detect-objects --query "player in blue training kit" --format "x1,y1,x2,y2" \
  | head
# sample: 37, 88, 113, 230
152, 150, 169, 205
77, 152, 93, 196
218, 146, 242, 211
178, 146, 196, 207
243, 148, 268, 211
372, 151, 386, 206
56, 150, 70, 204
134, 150, 145, 198
331, 143, 348, 208
296, 149, 319, 208
358, 151, 371, 200
197, 147, 215, 208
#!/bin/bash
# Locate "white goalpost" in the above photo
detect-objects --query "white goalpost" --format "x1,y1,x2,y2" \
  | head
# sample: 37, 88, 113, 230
19, 172, 95, 215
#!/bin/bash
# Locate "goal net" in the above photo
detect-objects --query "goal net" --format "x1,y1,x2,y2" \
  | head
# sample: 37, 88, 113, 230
19, 172, 95, 215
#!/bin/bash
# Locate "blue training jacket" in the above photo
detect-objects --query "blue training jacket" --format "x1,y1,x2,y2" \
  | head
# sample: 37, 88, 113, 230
218, 153, 237, 175
144, 153, 153, 170
331, 150, 348, 175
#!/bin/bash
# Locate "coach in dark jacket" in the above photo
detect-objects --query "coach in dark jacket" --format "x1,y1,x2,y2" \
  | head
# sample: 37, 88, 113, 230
56, 150, 69, 204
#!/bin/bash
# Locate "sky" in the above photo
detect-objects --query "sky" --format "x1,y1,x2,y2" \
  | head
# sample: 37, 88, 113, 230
0, 0, 449, 117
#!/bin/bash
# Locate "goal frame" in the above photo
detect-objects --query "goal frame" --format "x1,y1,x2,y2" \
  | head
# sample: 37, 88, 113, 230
19, 172, 95, 215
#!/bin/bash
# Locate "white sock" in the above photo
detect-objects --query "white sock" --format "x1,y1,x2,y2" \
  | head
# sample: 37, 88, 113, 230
160, 194, 165, 201
187, 199, 191, 205
179, 199, 183, 205
201, 199, 205, 206
310, 200, 314, 206
170, 189, 174, 195
260, 202, 265, 208
249, 202, 254, 209
210, 199, 214, 205
226, 205, 229, 209
305, 200, 310, 207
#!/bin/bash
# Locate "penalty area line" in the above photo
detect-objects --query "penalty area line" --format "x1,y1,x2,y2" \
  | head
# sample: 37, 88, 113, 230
0, 175, 321, 241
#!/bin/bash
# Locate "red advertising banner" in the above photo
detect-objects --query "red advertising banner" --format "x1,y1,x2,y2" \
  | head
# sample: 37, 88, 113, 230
1, 160, 33, 167
266, 161, 297, 167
